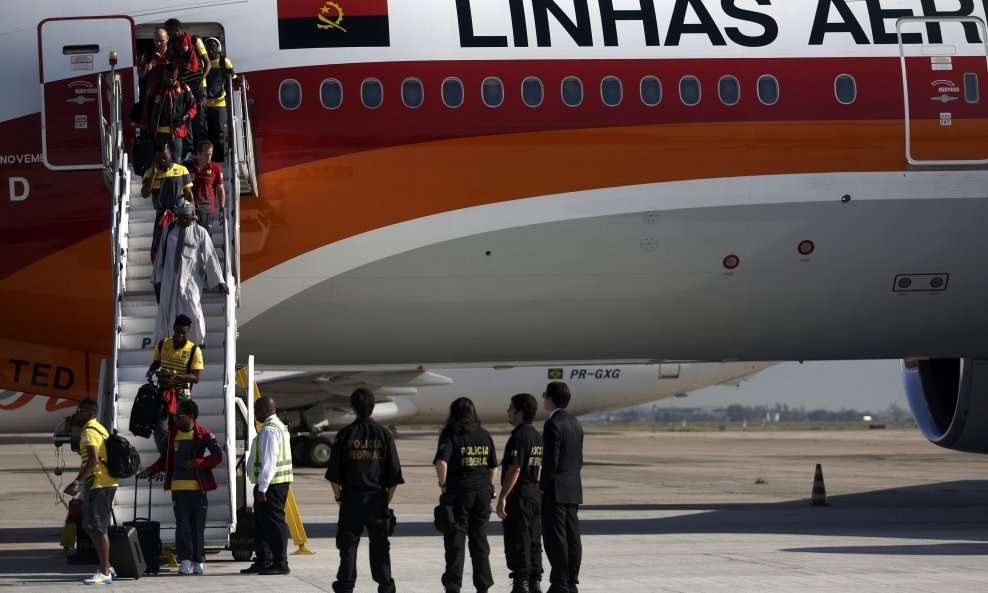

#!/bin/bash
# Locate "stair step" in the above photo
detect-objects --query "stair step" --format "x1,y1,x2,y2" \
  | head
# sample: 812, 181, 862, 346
119, 333, 227, 350
120, 315, 227, 335
118, 346, 224, 366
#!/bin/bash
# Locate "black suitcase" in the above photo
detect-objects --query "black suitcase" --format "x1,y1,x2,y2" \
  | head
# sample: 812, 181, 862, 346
131, 132, 154, 177
108, 524, 146, 579
123, 476, 161, 574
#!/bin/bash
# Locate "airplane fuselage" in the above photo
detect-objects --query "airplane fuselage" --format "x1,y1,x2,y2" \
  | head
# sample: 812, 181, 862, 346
2, 0, 987, 401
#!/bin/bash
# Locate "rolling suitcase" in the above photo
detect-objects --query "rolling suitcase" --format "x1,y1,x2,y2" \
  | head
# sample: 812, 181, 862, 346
123, 476, 161, 574
108, 519, 146, 579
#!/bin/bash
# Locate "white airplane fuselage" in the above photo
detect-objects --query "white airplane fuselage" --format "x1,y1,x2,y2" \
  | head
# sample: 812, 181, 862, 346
1, 1, 987, 404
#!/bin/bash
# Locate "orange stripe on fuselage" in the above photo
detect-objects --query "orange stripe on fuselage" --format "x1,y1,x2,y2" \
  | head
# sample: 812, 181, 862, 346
241, 119, 912, 279
0, 231, 110, 399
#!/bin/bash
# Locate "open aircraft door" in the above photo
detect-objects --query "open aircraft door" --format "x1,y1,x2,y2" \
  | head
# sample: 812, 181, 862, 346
38, 16, 135, 170
898, 17, 988, 165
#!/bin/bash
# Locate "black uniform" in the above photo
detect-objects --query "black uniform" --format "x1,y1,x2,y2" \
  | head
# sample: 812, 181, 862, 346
325, 418, 404, 593
540, 409, 584, 593
501, 423, 544, 584
434, 427, 498, 593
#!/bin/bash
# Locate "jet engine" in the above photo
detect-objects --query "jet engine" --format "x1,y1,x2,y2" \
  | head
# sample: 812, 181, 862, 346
902, 358, 988, 453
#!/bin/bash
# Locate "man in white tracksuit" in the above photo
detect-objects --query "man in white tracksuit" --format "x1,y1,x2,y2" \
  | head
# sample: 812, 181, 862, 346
152, 200, 229, 346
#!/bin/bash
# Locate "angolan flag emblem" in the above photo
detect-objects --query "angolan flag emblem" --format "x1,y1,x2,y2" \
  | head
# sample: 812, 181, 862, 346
278, 0, 390, 49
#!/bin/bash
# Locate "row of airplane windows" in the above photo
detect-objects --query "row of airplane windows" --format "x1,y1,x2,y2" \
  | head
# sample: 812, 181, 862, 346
278, 74, 872, 111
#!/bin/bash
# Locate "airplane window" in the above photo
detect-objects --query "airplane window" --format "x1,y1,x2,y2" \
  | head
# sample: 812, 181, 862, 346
964, 73, 979, 103
483, 77, 504, 107
279, 79, 302, 110
361, 78, 383, 109
562, 76, 583, 107
402, 78, 424, 108
320, 79, 342, 109
679, 76, 701, 106
601, 76, 623, 107
522, 77, 543, 107
718, 76, 740, 106
757, 75, 779, 105
442, 77, 464, 108
835, 74, 856, 104
640, 76, 662, 106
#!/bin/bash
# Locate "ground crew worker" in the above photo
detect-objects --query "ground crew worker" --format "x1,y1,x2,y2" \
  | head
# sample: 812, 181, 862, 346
496, 393, 545, 593
63, 399, 118, 585
139, 399, 223, 575
434, 397, 498, 593
241, 396, 293, 576
325, 388, 403, 593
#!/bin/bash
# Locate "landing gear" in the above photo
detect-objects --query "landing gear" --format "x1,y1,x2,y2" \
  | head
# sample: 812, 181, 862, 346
290, 435, 311, 467
306, 433, 335, 468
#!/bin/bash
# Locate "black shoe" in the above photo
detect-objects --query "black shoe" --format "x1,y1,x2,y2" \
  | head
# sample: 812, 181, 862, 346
528, 581, 542, 593
240, 563, 263, 574
511, 579, 530, 593
259, 566, 290, 575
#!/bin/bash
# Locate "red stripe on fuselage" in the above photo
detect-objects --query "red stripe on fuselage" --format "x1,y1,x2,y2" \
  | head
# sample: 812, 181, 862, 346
0, 114, 108, 279
247, 56, 910, 174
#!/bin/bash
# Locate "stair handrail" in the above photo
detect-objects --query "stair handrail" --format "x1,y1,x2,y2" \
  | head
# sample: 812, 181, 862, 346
220, 70, 243, 536
101, 53, 129, 429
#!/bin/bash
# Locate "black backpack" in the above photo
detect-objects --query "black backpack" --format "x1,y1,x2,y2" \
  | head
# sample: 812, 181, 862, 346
89, 426, 142, 479
129, 381, 160, 438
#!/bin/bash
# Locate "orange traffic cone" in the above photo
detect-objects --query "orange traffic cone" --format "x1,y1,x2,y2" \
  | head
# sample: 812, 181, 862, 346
808, 463, 830, 506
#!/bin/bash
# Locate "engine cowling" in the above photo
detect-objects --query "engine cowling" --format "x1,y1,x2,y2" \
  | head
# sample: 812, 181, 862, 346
902, 358, 988, 453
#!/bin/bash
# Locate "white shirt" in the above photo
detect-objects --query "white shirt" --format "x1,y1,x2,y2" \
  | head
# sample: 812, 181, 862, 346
549, 407, 563, 419
255, 422, 283, 493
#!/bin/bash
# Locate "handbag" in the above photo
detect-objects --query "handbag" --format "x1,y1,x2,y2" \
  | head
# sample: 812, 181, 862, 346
433, 503, 455, 534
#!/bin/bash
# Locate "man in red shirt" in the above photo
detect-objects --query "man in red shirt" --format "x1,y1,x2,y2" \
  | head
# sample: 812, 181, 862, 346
183, 140, 225, 232
166, 18, 210, 149
137, 27, 169, 101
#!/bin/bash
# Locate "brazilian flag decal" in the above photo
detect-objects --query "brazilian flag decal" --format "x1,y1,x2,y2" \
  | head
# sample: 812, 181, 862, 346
278, 0, 390, 49
547, 368, 563, 380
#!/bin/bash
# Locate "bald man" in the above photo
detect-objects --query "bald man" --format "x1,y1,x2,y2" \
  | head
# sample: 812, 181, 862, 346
242, 396, 294, 575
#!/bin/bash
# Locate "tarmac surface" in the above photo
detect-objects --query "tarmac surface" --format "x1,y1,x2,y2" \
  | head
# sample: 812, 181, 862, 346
1, 427, 986, 592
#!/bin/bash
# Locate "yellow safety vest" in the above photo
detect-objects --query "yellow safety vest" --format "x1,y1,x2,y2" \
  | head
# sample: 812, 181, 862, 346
250, 415, 293, 484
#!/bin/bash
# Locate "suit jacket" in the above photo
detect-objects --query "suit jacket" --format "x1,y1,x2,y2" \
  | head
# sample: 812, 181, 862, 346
539, 408, 584, 504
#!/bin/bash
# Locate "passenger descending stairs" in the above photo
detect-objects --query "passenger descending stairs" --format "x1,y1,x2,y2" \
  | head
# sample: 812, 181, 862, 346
109, 165, 237, 549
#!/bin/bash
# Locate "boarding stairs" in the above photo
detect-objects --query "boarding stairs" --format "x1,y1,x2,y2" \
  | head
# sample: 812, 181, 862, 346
96, 63, 251, 551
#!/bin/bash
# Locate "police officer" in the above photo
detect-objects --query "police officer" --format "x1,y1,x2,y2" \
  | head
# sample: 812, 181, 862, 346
495, 393, 545, 593
434, 397, 498, 593
325, 388, 403, 593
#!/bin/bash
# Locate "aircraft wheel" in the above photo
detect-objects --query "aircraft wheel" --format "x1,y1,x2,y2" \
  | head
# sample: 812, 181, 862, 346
231, 549, 252, 562
291, 436, 311, 467
307, 434, 335, 468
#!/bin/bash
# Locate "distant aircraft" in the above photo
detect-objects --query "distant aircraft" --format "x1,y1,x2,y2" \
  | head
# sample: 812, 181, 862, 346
3, 361, 773, 465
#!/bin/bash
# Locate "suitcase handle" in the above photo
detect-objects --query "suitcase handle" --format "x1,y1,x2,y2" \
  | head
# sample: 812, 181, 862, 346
132, 474, 154, 522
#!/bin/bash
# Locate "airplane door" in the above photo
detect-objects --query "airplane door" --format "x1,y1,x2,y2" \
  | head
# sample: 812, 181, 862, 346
38, 16, 135, 170
898, 17, 988, 165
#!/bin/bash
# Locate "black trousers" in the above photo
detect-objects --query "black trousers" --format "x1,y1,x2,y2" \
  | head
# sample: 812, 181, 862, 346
173, 490, 207, 562
253, 482, 290, 569
541, 496, 581, 593
503, 484, 543, 581
196, 211, 213, 233
333, 493, 395, 593
442, 487, 494, 593
192, 91, 208, 150
206, 106, 227, 161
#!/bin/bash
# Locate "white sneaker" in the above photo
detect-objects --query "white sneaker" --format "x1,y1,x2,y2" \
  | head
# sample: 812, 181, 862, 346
108, 568, 117, 578
193, 562, 204, 575
178, 559, 193, 574
83, 572, 112, 585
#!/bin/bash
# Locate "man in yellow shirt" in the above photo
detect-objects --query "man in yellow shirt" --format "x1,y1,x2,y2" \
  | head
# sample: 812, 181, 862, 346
203, 38, 237, 162
146, 314, 204, 454
64, 399, 119, 585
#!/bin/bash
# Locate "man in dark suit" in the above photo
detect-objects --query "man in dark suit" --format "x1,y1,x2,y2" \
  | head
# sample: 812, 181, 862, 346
539, 381, 584, 593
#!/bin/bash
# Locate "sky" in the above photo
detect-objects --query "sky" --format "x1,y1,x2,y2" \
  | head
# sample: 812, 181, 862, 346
668, 360, 906, 413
